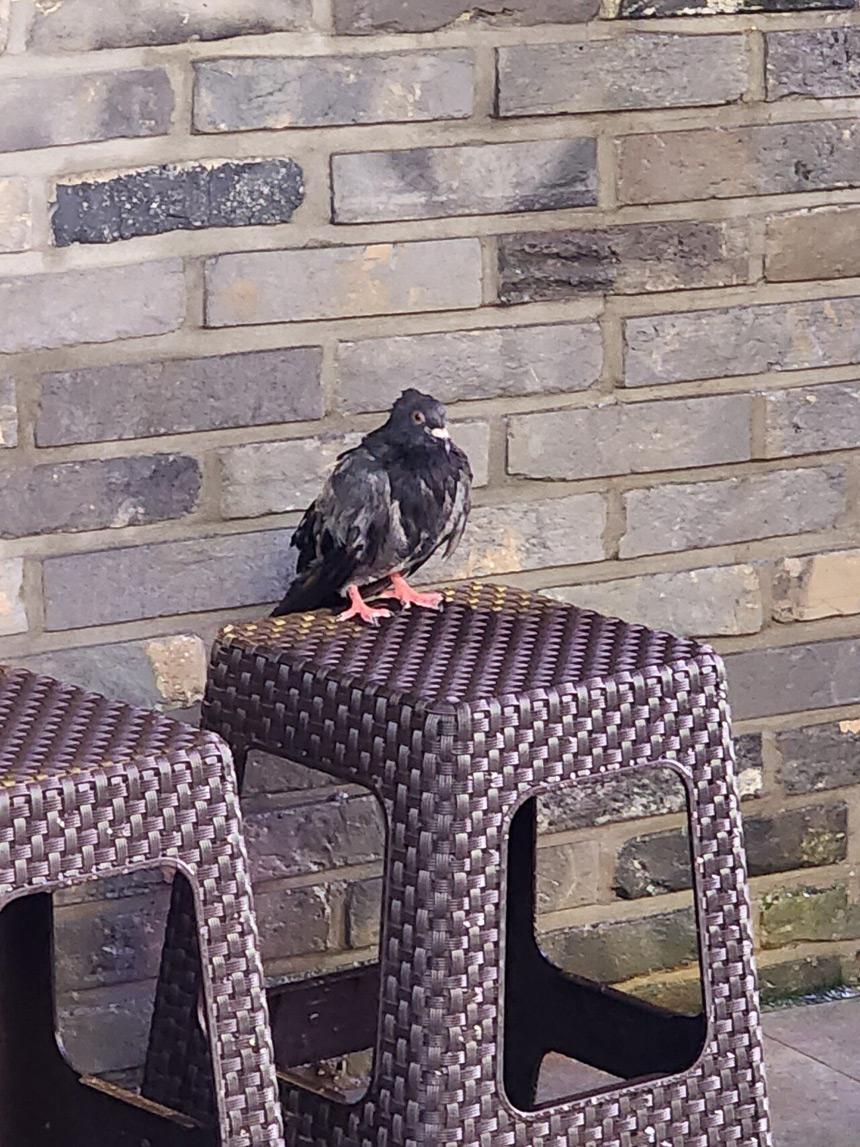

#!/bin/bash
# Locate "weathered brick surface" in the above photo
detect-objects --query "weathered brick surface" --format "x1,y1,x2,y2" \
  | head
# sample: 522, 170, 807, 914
758, 955, 844, 1005
36, 348, 323, 446
618, 0, 849, 12
537, 840, 601, 913
0, 70, 174, 153
497, 35, 747, 116
624, 298, 860, 386
777, 722, 860, 795
56, 983, 157, 1075
542, 907, 697, 983
508, 394, 751, 480
53, 159, 304, 246
620, 467, 844, 558
346, 878, 383, 949
760, 883, 860, 949
774, 549, 860, 623
0, 179, 31, 254
763, 384, 860, 458
544, 564, 762, 637
727, 638, 860, 720
194, 51, 473, 132
42, 529, 295, 630
0, 561, 27, 637
205, 239, 482, 327
332, 139, 596, 223
0, 377, 16, 448
54, 889, 172, 990
254, 885, 331, 963
498, 221, 747, 302
618, 120, 860, 205
0, 456, 201, 539
336, 323, 602, 412
615, 803, 847, 898
766, 30, 860, 100
0, 262, 186, 354
539, 765, 687, 833
334, 0, 597, 33
23, 0, 312, 51
766, 208, 860, 283
220, 420, 489, 518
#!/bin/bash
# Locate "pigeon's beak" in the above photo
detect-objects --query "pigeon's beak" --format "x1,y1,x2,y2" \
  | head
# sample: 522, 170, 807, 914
430, 427, 450, 440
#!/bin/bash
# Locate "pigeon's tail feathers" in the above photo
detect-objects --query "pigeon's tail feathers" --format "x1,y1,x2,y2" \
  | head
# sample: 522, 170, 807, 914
270, 566, 335, 616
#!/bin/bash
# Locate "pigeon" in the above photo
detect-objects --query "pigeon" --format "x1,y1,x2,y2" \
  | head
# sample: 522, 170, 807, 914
271, 388, 472, 625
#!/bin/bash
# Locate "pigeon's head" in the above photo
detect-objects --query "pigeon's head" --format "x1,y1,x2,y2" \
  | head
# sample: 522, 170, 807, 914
387, 388, 450, 448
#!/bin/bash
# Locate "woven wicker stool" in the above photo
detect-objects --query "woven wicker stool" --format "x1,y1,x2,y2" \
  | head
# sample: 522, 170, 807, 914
0, 665, 283, 1147
146, 582, 772, 1147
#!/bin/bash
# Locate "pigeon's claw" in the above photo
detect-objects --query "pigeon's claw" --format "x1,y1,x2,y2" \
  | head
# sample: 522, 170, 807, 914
380, 572, 443, 611
338, 585, 392, 626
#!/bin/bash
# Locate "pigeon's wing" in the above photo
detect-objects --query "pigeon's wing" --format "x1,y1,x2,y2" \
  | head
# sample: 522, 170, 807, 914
443, 457, 472, 558
400, 442, 473, 578
271, 446, 392, 616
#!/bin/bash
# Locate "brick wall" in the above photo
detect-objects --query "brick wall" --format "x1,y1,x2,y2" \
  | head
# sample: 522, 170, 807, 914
3, 0, 860, 1077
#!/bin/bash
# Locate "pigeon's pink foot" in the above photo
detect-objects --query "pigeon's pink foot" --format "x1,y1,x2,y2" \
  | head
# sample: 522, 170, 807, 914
380, 572, 443, 611
338, 584, 391, 626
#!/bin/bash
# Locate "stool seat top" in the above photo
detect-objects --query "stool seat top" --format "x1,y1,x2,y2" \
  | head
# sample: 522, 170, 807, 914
0, 666, 216, 784
215, 582, 711, 706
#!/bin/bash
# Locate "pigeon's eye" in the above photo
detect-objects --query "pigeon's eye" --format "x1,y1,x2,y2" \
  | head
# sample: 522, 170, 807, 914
412, 410, 426, 425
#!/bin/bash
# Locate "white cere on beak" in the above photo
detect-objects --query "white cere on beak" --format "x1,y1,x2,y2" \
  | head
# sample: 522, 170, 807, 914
430, 427, 450, 440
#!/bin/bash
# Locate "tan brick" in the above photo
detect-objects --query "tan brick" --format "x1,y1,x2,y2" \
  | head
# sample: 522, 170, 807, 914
0, 180, 31, 254
774, 550, 860, 622
0, 560, 27, 637
143, 635, 208, 709
766, 207, 860, 283
0, 377, 16, 448
763, 383, 860, 458
536, 840, 600, 914
544, 565, 762, 637
205, 239, 481, 327
618, 120, 860, 206
508, 394, 752, 480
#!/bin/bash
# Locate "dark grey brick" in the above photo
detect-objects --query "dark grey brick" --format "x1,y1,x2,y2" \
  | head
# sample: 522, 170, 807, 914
42, 528, 295, 630
54, 889, 171, 991
541, 907, 697, 983
538, 766, 688, 834
778, 722, 860, 795
0, 455, 200, 539
759, 956, 844, 1005
617, 0, 849, 15
244, 751, 337, 796
332, 139, 595, 223
25, 0, 312, 51
334, 0, 597, 33
614, 803, 847, 898
254, 885, 332, 963
194, 51, 473, 132
499, 221, 747, 303
336, 323, 602, 413
767, 30, 860, 100
0, 69, 173, 153
497, 35, 747, 117
57, 982, 156, 1075
53, 159, 304, 246
763, 384, 860, 458
760, 883, 860, 948
726, 638, 860, 720
36, 347, 322, 447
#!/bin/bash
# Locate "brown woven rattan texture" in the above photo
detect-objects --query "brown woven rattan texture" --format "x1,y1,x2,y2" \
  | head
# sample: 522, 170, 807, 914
0, 665, 284, 1147
149, 582, 772, 1147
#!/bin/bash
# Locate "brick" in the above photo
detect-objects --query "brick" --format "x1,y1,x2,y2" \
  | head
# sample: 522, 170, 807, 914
766, 208, 860, 283
334, 0, 597, 33
543, 565, 763, 638
758, 955, 844, 1005
760, 884, 860, 949
0, 69, 173, 153
206, 239, 481, 327
24, 0, 312, 51
54, 889, 171, 990
536, 840, 601, 914
777, 721, 860, 795
764, 384, 860, 458
614, 803, 847, 899
245, 751, 338, 796
336, 323, 602, 413
0, 261, 185, 354
36, 347, 322, 447
56, 982, 156, 1075
254, 885, 331, 963
245, 793, 384, 882
497, 35, 747, 117
17, 634, 207, 709
220, 420, 489, 519
617, 0, 849, 14
0, 180, 31, 254
42, 528, 295, 630
332, 139, 596, 224
508, 394, 752, 481
767, 30, 860, 100
498, 221, 747, 303
421, 493, 606, 583
624, 298, 860, 387
0, 560, 27, 637
53, 160, 304, 247
620, 467, 844, 558
726, 638, 860, 720
0, 377, 16, 448
774, 549, 860, 623
541, 907, 697, 983
539, 765, 687, 833
194, 51, 473, 132
613, 974, 702, 1016
618, 120, 860, 205
346, 878, 383, 949
0, 455, 200, 539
